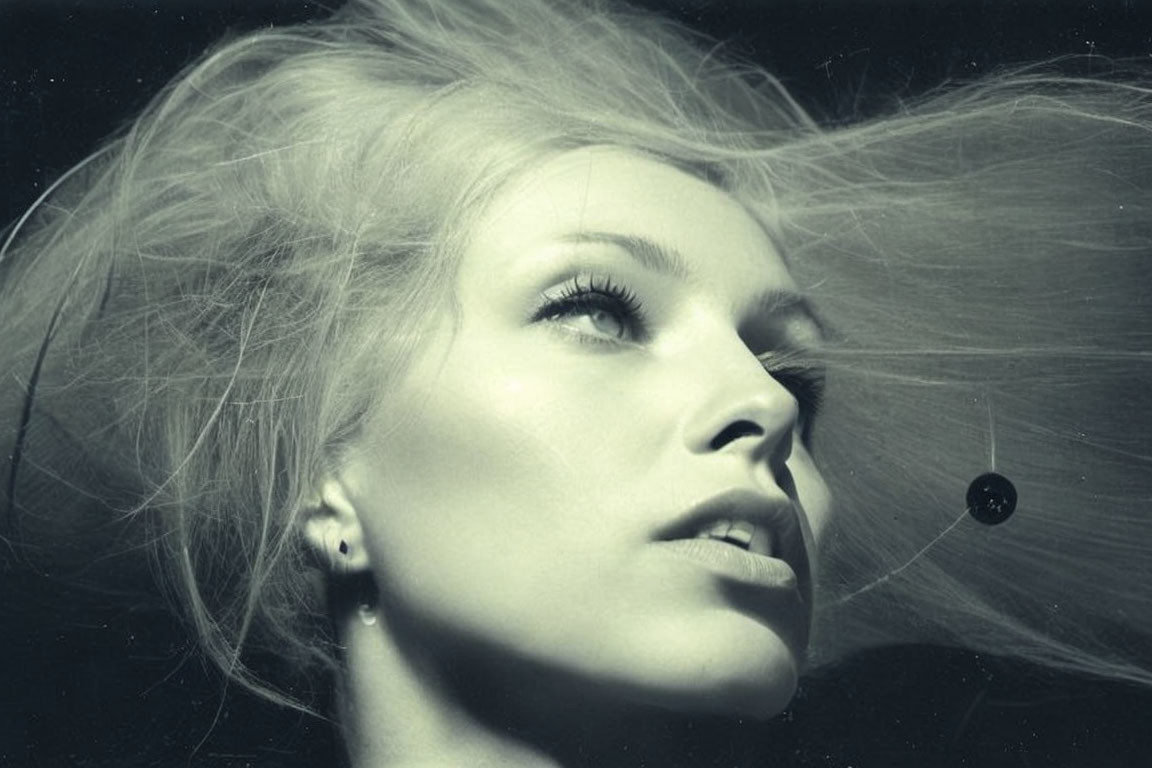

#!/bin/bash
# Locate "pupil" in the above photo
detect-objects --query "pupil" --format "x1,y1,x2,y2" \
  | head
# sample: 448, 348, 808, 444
592, 310, 622, 337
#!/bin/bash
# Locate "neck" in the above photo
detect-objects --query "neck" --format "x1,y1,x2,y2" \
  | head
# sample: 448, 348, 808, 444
337, 604, 780, 768
338, 606, 556, 768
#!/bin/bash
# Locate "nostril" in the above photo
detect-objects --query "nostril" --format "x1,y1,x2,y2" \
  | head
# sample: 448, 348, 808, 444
709, 419, 765, 451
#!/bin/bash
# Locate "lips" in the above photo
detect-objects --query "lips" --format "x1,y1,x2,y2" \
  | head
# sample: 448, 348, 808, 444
652, 488, 809, 590
655, 488, 799, 556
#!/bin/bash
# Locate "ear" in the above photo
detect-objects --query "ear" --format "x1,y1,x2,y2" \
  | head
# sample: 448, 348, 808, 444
300, 477, 373, 574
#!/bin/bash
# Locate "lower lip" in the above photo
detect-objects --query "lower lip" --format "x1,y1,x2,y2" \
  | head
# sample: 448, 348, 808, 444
654, 539, 799, 590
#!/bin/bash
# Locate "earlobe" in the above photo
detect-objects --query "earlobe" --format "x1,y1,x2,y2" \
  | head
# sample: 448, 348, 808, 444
300, 478, 373, 574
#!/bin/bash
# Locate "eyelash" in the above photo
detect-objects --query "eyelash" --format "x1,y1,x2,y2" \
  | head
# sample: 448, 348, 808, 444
532, 275, 824, 432
531, 275, 648, 342
758, 356, 826, 432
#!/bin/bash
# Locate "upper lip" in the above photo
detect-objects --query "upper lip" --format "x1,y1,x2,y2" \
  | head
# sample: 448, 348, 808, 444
653, 488, 802, 560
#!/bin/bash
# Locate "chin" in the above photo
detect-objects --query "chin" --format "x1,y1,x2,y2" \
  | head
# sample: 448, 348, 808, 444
669, 654, 799, 721
616, 620, 803, 721
711, 670, 799, 720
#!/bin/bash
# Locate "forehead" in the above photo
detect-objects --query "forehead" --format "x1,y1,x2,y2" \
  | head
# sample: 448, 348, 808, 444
460, 146, 795, 298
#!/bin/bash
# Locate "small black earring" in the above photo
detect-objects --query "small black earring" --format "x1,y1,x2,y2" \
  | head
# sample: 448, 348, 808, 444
338, 540, 348, 555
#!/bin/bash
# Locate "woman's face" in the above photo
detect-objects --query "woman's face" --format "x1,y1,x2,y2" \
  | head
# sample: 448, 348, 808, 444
341, 146, 832, 719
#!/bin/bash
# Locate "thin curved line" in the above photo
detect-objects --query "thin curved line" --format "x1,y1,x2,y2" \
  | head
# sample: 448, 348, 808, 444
0, 144, 114, 268
2, 146, 117, 558
3, 293, 69, 558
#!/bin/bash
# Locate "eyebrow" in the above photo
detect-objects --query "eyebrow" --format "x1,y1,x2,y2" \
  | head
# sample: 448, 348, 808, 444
558, 231, 693, 280
558, 230, 827, 339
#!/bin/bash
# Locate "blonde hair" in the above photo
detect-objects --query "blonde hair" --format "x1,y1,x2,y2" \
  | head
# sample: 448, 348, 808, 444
1, 0, 1149, 718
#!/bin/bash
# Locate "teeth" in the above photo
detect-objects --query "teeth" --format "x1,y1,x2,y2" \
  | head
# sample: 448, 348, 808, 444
695, 519, 732, 539
694, 518, 757, 551
705, 520, 732, 537
725, 521, 755, 548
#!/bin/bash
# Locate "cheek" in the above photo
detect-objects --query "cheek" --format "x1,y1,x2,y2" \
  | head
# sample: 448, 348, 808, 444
348, 341, 657, 589
388, 334, 660, 489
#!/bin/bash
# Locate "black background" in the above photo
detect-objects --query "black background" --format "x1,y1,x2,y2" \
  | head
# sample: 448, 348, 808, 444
2, 1, 1152, 766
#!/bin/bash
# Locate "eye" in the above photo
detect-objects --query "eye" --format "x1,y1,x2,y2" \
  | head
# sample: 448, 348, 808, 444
756, 351, 825, 440
532, 276, 647, 343
579, 307, 627, 339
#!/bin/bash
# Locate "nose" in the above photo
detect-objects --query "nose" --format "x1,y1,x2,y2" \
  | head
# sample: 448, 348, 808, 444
682, 353, 799, 480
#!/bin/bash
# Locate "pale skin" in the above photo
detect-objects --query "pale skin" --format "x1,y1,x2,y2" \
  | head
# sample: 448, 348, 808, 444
304, 146, 833, 767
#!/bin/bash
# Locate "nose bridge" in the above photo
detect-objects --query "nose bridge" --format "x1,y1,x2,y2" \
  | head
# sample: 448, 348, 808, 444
680, 326, 798, 469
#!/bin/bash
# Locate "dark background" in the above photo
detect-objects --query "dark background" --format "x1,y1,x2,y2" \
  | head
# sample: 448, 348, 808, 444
3, 1, 1152, 766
